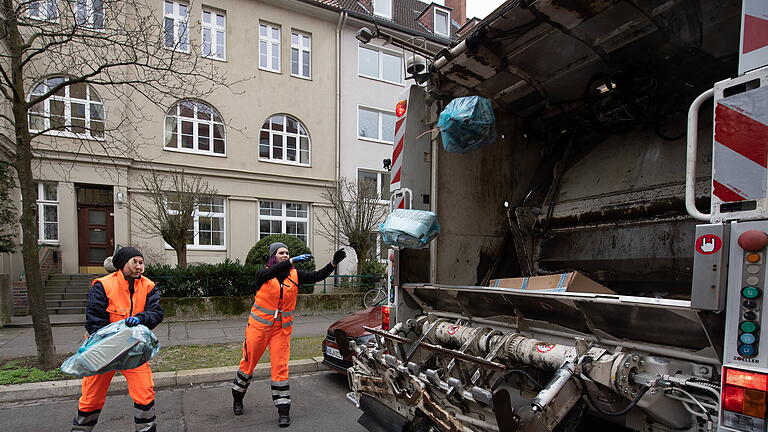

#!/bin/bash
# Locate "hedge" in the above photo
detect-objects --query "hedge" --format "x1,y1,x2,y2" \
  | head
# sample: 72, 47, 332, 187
143, 259, 315, 297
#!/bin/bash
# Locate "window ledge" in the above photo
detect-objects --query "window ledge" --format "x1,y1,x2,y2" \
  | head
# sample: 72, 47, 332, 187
164, 245, 226, 251
259, 158, 311, 168
163, 46, 191, 55
202, 54, 227, 62
259, 66, 282, 75
291, 74, 312, 81
357, 137, 394, 145
32, 130, 105, 141
164, 147, 227, 157
358, 74, 404, 87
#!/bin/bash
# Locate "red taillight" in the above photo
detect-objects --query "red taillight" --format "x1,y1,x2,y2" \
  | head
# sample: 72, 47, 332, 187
395, 100, 407, 117
723, 367, 768, 419
726, 368, 768, 391
724, 386, 746, 412
381, 305, 390, 331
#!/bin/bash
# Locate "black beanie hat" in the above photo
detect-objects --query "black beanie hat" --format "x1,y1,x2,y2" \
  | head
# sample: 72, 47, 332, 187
112, 247, 143, 271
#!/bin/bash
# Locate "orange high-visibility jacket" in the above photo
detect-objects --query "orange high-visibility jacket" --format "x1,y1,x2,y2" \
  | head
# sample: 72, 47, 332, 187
93, 272, 156, 323
249, 268, 299, 328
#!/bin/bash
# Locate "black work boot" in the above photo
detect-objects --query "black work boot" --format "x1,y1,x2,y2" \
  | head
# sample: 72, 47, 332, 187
277, 404, 291, 427
232, 389, 245, 416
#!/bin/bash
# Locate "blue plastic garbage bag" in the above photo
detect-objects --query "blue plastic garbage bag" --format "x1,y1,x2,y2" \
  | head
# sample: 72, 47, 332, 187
437, 96, 497, 154
60, 320, 160, 378
380, 209, 440, 249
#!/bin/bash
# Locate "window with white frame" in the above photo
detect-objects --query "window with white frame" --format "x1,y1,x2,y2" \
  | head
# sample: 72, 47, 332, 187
259, 201, 308, 244
163, 1, 189, 52
164, 100, 225, 155
167, 195, 225, 248
358, 169, 391, 201
259, 23, 280, 72
372, 0, 391, 19
27, 0, 58, 20
358, 106, 395, 143
28, 77, 105, 139
259, 114, 310, 165
291, 31, 311, 79
434, 8, 450, 37
202, 9, 225, 60
75, 0, 104, 29
36, 183, 59, 243
358, 45, 402, 84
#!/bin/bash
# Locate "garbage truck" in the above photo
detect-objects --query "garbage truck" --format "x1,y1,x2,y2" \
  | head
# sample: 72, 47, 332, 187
341, 1, 768, 431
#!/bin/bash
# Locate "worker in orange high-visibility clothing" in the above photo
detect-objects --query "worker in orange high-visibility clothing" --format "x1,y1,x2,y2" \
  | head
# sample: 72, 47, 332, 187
232, 242, 346, 427
71, 247, 164, 432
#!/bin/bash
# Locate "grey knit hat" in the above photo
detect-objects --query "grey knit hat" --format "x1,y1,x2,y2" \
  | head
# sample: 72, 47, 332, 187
269, 242, 288, 257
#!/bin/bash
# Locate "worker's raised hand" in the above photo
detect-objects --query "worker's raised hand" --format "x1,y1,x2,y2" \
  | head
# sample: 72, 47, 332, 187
332, 249, 347, 265
125, 316, 141, 327
290, 254, 313, 264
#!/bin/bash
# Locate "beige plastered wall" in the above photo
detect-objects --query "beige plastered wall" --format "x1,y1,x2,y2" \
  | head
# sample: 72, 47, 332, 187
3, 0, 341, 280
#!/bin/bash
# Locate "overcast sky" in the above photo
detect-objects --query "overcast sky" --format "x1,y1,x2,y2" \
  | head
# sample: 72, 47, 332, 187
431, 0, 507, 20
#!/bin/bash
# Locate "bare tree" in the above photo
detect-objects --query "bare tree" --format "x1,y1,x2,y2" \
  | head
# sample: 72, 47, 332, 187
0, 160, 17, 252
132, 169, 217, 268
317, 177, 388, 275
0, 0, 236, 368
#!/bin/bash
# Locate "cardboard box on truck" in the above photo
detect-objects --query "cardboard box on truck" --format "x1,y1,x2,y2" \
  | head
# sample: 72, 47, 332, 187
489, 272, 615, 295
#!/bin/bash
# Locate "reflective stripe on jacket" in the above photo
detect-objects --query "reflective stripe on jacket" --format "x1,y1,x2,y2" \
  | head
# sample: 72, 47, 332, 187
93, 272, 156, 323
249, 268, 299, 328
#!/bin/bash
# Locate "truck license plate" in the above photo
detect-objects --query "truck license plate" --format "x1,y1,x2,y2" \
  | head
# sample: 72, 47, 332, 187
325, 346, 343, 360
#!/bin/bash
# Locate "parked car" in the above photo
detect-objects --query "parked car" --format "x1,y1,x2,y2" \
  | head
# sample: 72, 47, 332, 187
322, 303, 383, 372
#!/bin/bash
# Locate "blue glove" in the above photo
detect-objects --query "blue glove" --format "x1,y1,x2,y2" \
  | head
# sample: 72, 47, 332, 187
125, 316, 141, 327
290, 254, 313, 264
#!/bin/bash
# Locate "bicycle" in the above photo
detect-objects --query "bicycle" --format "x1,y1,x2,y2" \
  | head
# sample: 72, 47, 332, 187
363, 286, 387, 308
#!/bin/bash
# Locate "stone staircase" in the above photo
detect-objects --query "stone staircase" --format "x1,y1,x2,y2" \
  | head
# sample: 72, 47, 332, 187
44, 274, 96, 315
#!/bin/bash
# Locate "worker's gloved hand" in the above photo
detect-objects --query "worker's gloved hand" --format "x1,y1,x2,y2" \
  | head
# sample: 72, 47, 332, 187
290, 254, 313, 264
125, 317, 141, 327
332, 249, 347, 265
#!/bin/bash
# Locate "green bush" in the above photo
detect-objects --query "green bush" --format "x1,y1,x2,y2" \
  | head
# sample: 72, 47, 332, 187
144, 259, 258, 297
245, 234, 316, 272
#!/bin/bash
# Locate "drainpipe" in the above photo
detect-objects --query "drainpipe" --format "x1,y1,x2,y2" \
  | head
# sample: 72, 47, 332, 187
334, 11, 347, 276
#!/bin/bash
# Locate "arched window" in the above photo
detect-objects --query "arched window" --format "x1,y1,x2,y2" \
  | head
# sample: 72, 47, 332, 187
259, 114, 310, 165
164, 100, 225, 155
28, 76, 105, 139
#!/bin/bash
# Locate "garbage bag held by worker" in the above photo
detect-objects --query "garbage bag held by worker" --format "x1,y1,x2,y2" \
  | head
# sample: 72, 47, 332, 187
437, 96, 497, 154
60, 320, 160, 377
380, 209, 440, 249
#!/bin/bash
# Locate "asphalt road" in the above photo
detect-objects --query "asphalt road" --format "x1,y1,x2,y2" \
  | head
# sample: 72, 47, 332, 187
0, 371, 366, 432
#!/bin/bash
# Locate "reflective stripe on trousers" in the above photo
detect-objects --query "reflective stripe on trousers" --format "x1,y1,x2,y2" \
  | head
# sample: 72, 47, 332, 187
134, 400, 157, 432
271, 380, 291, 406
232, 370, 252, 394
71, 409, 101, 431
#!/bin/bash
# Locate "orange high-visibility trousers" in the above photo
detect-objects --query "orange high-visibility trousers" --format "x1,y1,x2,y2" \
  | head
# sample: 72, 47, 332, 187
73, 363, 156, 432
79, 362, 155, 410
234, 322, 292, 405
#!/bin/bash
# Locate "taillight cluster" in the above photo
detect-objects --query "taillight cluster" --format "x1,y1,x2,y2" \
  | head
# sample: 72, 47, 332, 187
722, 367, 768, 430
381, 305, 390, 331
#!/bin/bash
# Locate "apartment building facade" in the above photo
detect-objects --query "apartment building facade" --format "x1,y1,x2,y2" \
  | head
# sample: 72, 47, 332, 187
330, 0, 462, 273
1, 0, 342, 284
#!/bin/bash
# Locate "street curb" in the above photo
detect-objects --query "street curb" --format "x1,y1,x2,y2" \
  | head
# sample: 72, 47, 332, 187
0, 356, 330, 403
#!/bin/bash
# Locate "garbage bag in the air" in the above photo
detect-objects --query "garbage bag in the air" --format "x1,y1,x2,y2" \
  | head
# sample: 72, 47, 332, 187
437, 96, 497, 154
380, 209, 440, 249
60, 320, 160, 377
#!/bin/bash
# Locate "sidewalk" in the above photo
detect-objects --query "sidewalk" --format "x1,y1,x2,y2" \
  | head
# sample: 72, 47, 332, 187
0, 314, 344, 358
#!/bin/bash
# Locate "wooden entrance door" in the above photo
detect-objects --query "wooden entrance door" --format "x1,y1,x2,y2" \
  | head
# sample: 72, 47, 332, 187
77, 206, 114, 272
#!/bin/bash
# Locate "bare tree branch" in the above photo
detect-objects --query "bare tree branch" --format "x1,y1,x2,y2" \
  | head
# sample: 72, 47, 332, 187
316, 178, 388, 274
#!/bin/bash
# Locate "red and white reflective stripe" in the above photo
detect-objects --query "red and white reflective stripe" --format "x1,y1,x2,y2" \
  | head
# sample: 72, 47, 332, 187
712, 87, 768, 202
739, 0, 768, 74
391, 108, 406, 209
